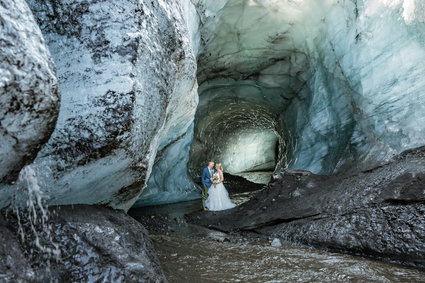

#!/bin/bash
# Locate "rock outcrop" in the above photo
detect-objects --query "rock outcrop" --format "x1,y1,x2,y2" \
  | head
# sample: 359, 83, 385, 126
188, 146, 425, 267
1, 205, 167, 282
0, 214, 35, 282
0, 0, 59, 183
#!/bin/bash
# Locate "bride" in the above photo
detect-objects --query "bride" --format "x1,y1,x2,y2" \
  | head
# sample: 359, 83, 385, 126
205, 163, 236, 211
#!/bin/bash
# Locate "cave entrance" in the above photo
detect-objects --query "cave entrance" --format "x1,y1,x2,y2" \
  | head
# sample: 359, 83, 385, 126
187, 0, 309, 190
188, 80, 290, 191
192, 125, 280, 185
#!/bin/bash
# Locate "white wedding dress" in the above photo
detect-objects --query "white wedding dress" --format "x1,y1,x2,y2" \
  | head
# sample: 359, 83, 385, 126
206, 172, 236, 211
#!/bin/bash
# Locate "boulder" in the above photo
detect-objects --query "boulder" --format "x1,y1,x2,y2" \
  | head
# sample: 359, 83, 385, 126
3, 205, 167, 282
0, 214, 35, 282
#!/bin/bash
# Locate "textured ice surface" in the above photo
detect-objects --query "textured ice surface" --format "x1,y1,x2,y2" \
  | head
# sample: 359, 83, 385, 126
134, 124, 200, 207
0, 0, 59, 182
134, 1, 201, 207
3, 0, 425, 208
314, 0, 425, 173
0, 0, 199, 210
191, 0, 425, 177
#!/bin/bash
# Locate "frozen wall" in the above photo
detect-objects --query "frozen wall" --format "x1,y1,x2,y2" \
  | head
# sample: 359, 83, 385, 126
0, 0, 199, 211
0, 0, 59, 183
280, 0, 425, 173
308, 0, 425, 172
134, 1, 201, 207
190, 0, 425, 180
2, 0, 425, 209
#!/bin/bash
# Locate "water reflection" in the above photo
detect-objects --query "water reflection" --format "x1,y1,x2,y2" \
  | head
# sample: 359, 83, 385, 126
130, 198, 425, 283
152, 234, 425, 283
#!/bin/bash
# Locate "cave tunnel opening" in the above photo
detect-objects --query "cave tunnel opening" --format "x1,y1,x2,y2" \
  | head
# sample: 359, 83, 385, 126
186, 0, 352, 189
188, 80, 293, 186
185, 0, 318, 189
133, 0, 425, 212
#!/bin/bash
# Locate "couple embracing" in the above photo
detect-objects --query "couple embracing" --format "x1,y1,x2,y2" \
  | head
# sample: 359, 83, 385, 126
201, 161, 236, 211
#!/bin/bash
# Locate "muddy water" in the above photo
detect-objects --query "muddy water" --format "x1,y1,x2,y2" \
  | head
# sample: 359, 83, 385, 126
130, 199, 425, 283
152, 234, 425, 283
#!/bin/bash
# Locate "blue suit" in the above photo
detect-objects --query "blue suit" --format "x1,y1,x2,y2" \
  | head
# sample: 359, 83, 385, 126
201, 167, 215, 188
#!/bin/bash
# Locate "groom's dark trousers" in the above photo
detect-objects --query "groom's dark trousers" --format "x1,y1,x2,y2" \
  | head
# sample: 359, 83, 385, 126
201, 167, 213, 209
201, 185, 208, 209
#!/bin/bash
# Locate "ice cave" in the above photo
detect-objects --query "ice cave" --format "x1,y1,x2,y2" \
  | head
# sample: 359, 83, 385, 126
1, 0, 425, 281
141, 0, 425, 206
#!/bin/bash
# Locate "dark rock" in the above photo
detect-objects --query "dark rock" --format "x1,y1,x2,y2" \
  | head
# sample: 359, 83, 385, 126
187, 146, 425, 267
222, 173, 265, 194
0, 214, 35, 282
3, 205, 167, 282
48, 205, 167, 282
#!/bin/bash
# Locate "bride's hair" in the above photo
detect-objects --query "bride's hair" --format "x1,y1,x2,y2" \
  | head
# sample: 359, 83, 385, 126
215, 163, 223, 171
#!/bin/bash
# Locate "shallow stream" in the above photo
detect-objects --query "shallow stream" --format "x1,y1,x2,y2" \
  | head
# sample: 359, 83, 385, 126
129, 197, 425, 283
152, 233, 425, 283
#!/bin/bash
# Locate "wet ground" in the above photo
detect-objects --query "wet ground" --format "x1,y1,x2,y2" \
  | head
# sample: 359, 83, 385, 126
129, 196, 425, 283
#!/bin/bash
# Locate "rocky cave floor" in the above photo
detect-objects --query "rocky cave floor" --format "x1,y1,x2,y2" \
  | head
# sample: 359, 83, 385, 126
1, 148, 425, 282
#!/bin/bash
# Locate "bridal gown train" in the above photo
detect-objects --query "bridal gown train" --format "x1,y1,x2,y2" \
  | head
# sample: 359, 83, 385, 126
206, 173, 236, 211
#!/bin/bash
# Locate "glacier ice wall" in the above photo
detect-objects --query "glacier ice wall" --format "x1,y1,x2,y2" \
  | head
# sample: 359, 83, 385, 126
279, 0, 425, 173
189, 0, 425, 180
0, 0, 199, 211
134, 124, 201, 207
308, 0, 425, 172
134, 1, 201, 207
0, 0, 59, 183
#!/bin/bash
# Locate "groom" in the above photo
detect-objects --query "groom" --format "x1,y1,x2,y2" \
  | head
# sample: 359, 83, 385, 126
201, 160, 215, 210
